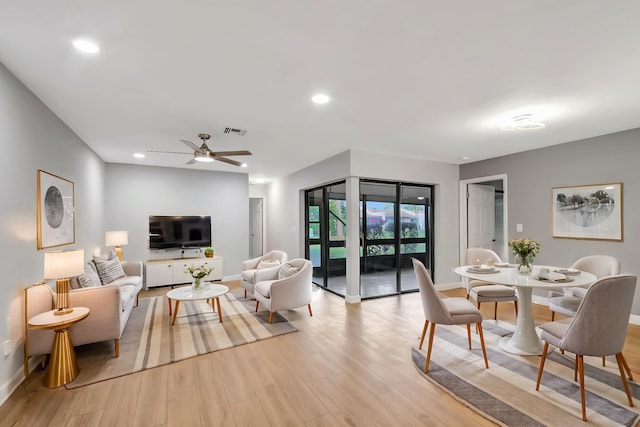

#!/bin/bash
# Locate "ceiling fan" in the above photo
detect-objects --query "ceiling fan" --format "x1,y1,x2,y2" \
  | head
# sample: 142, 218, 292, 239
149, 133, 252, 167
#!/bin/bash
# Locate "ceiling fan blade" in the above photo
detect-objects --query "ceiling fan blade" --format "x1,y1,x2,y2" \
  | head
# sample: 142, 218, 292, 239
186, 158, 196, 165
214, 156, 243, 167
211, 150, 252, 157
146, 150, 192, 155
180, 139, 203, 153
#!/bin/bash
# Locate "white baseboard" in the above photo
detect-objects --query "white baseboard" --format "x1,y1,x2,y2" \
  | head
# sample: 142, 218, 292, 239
345, 295, 361, 304
0, 357, 41, 408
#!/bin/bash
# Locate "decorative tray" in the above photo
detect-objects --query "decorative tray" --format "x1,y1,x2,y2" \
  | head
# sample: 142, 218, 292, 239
466, 267, 499, 274
535, 276, 575, 283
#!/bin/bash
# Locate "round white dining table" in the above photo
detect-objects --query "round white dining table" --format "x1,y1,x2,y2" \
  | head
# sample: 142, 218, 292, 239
455, 265, 597, 355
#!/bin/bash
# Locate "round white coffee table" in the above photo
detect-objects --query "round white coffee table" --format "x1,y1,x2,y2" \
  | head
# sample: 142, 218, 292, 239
166, 283, 229, 325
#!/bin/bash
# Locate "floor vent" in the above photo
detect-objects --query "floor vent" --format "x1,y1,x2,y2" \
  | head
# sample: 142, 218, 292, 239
224, 127, 247, 136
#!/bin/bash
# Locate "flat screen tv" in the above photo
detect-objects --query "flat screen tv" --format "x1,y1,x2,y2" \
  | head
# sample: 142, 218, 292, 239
149, 215, 212, 249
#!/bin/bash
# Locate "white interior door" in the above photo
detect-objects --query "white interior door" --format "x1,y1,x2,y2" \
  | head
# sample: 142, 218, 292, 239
467, 184, 495, 249
249, 198, 263, 258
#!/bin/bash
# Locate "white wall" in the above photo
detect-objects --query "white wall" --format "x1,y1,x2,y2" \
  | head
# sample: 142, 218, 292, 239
265, 149, 461, 284
105, 164, 249, 278
0, 62, 106, 401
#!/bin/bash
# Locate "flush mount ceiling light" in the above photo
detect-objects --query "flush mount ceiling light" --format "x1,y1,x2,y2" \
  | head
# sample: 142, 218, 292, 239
501, 114, 545, 131
72, 39, 100, 54
133, 153, 145, 159
312, 94, 330, 104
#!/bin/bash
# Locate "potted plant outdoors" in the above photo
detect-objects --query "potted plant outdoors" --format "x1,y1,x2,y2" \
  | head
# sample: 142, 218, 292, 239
204, 247, 214, 258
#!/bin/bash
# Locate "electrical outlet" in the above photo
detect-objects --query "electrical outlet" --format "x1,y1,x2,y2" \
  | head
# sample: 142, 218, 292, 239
3, 340, 11, 357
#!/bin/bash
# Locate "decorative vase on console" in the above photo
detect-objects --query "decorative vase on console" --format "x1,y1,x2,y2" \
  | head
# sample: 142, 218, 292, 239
508, 238, 540, 276
186, 263, 214, 292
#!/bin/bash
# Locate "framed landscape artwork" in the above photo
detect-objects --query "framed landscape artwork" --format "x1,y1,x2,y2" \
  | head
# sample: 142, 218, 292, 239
552, 183, 622, 241
37, 170, 75, 249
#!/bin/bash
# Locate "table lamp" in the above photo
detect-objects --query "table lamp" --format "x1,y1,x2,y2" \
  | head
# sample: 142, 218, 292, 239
44, 249, 85, 316
106, 230, 128, 262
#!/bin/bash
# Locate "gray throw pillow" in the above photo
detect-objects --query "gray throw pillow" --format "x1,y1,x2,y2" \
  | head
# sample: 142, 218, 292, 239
77, 268, 102, 288
94, 258, 126, 285
278, 263, 301, 279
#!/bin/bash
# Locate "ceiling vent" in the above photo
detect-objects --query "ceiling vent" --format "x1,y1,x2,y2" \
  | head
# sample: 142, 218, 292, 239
224, 127, 247, 136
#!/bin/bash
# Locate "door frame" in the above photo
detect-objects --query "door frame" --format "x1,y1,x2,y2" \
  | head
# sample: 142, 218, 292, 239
459, 174, 508, 264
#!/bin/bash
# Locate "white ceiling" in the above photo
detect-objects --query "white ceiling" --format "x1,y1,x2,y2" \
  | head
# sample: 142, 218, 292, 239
2, 2, 640, 182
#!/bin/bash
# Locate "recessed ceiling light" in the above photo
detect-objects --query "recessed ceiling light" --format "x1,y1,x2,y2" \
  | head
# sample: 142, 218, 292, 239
240, 163, 247, 168
501, 114, 545, 131
460, 156, 470, 161
312, 94, 330, 104
72, 39, 100, 54
133, 153, 145, 159
254, 178, 265, 184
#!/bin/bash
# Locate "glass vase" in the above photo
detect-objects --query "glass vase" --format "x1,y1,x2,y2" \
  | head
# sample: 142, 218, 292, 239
192, 277, 205, 292
517, 262, 532, 275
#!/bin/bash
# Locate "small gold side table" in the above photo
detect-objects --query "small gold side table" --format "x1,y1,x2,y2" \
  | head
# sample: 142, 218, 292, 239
28, 307, 90, 388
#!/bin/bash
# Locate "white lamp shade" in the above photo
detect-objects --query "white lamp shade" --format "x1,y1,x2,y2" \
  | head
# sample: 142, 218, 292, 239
106, 230, 128, 246
44, 250, 85, 279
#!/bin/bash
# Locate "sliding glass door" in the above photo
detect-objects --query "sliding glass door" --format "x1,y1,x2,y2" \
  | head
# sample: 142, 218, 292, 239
306, 179, 433, 299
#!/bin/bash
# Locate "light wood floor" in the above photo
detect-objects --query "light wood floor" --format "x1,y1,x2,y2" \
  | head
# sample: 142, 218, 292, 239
2, 282, 639, 426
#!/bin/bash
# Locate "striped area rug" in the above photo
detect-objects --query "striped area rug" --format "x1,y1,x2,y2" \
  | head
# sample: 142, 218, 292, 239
411, 320, 640, 426
64, 291, 298, 389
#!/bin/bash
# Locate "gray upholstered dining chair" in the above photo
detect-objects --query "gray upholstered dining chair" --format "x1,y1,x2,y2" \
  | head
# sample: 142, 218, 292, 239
535, 274, 637, 422
464, 248, 518, 320
549, 255, 620, 321
412, 258, 489, 373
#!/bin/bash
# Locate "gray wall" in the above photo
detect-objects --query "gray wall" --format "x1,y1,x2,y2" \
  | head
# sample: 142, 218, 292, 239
460, 129, 640, 314
0, 62, 106, 399
105, 164, 250, 279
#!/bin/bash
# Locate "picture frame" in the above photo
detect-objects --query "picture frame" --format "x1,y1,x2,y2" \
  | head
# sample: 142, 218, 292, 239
37, 170, 75, 249
551, 182, 622, 241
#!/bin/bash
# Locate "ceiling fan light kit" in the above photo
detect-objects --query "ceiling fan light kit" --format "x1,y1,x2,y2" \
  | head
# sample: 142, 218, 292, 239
151, 132, 252, 167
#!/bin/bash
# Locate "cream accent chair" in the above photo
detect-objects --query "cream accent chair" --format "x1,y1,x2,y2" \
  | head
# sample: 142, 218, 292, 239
412, 258, 489, 373
464, 248, 518, 320
549, 255, 620, 321
241, 250, 288, 298
254, 258, 313, 324
536, 274, 636, 422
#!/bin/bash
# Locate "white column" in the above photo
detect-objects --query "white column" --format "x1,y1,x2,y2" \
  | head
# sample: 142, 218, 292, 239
345, 176, 361, 303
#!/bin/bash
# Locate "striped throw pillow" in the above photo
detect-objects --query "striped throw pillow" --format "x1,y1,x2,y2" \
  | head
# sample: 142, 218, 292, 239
94, 258, 126, 285
278, 263, 301, 279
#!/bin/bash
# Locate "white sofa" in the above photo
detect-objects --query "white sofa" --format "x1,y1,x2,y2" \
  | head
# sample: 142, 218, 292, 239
253, 258, 313, 323
241, 250, 288, 297
24, 260, 143, 377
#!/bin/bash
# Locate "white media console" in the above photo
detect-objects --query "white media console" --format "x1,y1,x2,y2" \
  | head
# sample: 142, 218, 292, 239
145, 256, 223, 288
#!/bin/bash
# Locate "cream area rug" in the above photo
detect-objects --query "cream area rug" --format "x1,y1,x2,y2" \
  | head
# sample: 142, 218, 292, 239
411, 320, 640, 427
63, 291, 297, 389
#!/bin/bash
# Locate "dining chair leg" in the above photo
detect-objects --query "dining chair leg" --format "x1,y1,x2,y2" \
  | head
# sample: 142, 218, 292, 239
244, 289, 247, 298
620, 352, 634, 381
419, 320, 429, 349
551, 311, 556, 321
255, 301, 259, 312
578, 355, 587, 421
513, 301, 518, 316
466, 324, 472, 349
574, 354, 578, 382
535, 342, 549, 391
307, 304, 313, 317
493, 301, 498, 320
425, 322, 436, 373
616, 353, 634, 407
269, 312, 274, 324
477, 322, 489, 369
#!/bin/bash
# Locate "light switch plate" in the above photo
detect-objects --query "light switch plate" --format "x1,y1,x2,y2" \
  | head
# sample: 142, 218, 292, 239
516, 224, 523, 232
3, 340, 11, 356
